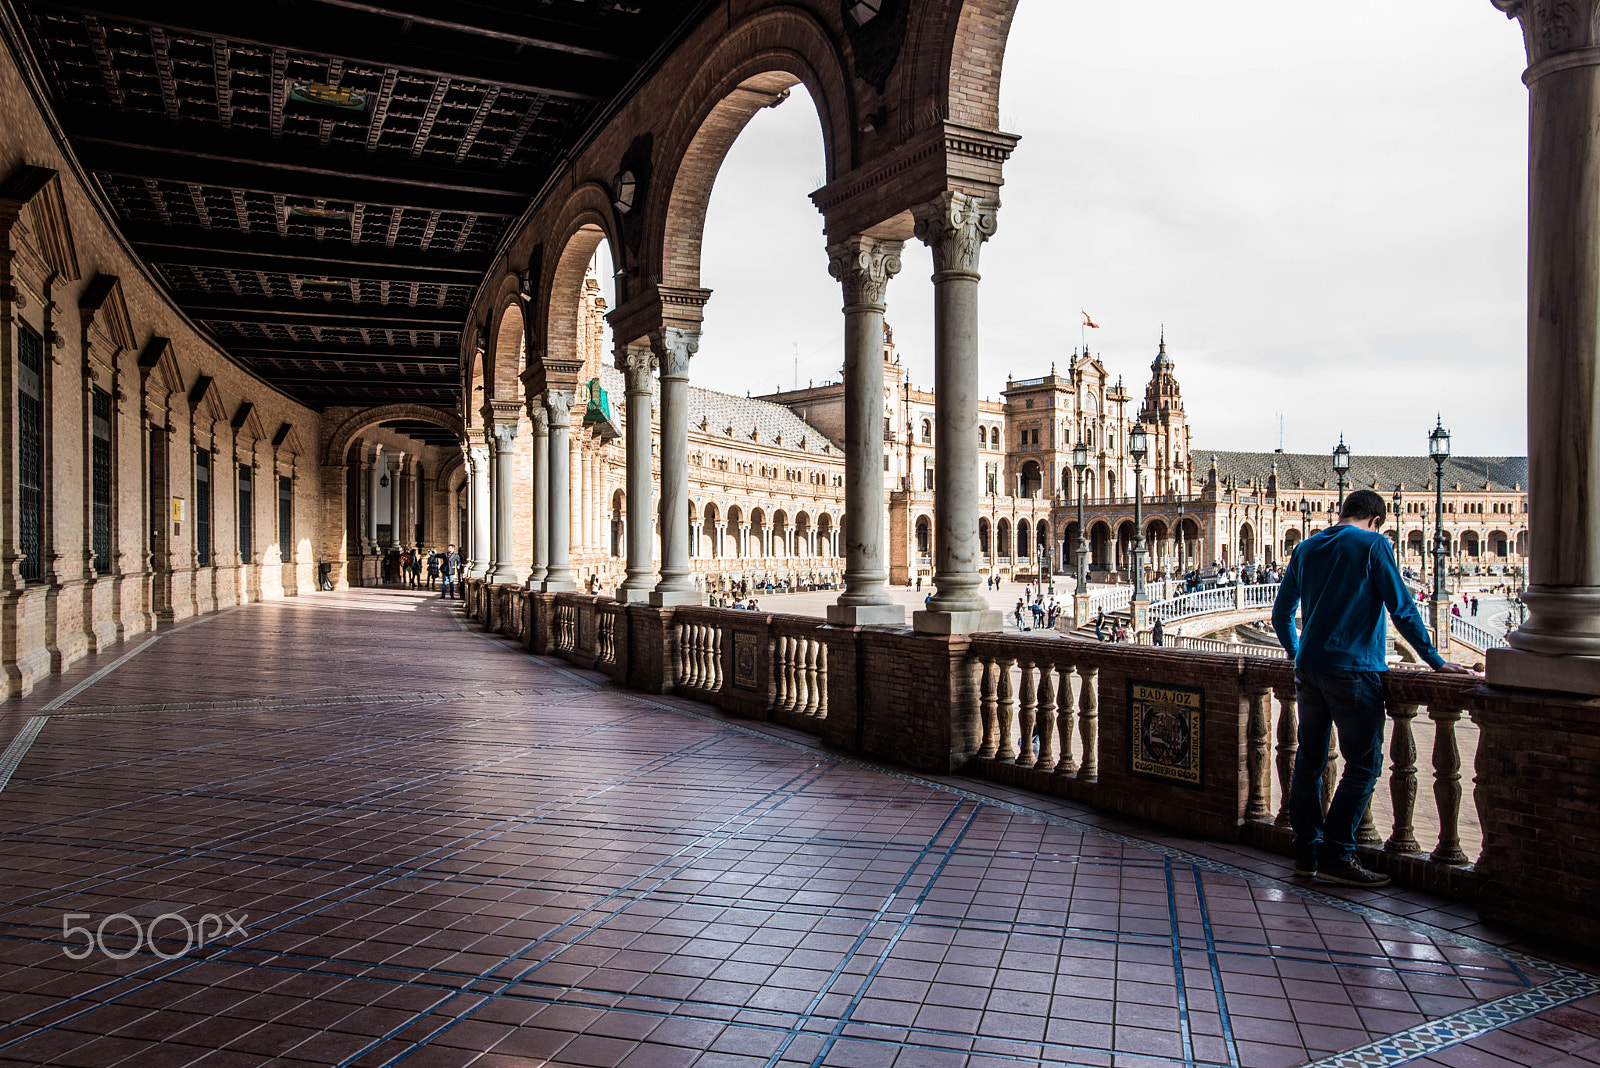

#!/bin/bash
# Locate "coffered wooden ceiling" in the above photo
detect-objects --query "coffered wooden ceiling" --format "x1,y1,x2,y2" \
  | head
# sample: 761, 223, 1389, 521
6, 0, 710, 411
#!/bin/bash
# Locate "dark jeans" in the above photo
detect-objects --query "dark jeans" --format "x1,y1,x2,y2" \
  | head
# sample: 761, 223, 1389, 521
440, 575, 456, 598
1289, 667, 1386, 864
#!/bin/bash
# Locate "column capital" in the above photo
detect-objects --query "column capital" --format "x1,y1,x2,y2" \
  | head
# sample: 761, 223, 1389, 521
650, 326, 699, 379
912, 192, 999, 277
1494, 0, 1600, 70
827, 235, 904, 307
528, 404, 549, 435
487, 422, 518, 451
615, 343, 658, 392
546, 388, 576, 424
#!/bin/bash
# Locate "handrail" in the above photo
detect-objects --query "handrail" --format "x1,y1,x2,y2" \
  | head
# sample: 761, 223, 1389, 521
1450, 615, 1507, 652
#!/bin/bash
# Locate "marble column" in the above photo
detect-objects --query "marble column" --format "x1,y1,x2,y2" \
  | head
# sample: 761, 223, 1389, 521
617, 344, 657, 602
365, 445, 382, 552
387, 453, 404, 551
527, 406, 549, 588
1490, 0, 1600, 691
466, 445, 490, 578
913, 192, 1002, 634
543, 390, 577, 592
650, 328, 700, 605
484, 425, 518, 584
827, 238, 903, 624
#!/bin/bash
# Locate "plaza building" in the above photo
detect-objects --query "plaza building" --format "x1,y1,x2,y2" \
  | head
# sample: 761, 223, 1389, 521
2, 4, 1600, 1067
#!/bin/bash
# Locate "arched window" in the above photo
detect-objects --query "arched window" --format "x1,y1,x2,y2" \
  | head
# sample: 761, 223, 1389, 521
978, 426, 987, 446
921, 418, 932, 443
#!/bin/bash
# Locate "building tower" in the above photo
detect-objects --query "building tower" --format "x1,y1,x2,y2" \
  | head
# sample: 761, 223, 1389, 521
1140, 330, 1190, 495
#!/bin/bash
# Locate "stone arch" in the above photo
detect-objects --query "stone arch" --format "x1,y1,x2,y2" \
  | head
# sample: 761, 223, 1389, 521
535, 190, 620, 396
651, 8, 851, 293
481, 275, 527, 405
978, 516, 991, 555
906, 0, 1021, 133
915, 514, 933, 558
1019, 459, 1042, 498
996, 517, 1011, 557
1090, 521, 1112, 569
322, 404, 465, 468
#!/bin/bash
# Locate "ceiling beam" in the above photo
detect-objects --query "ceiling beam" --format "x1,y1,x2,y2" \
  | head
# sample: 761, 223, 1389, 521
77, 138, 525, 216
124, 224, 487, 280
227, 343, 459, 364
314, 0, 632, 62
145, 241, 483, 288
183, 296, 464, 330
255, 370, 461, 388
32, 1, 617, 100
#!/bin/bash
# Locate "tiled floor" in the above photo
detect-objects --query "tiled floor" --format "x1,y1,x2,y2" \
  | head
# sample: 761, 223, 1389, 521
0, 589, 1595, 1068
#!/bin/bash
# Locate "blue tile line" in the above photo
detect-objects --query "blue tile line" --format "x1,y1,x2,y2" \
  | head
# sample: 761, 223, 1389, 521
1190, 866, 1243, 1068
621, 691, 1590, 985
0, 711, 750, 1048
1298, 972, 1600, 1068
1165, 855, 1197, 1067
0, 695, 676, 910
802, 805, 986, 1068
749, 798, 973, 1067
335, 760, 843, 1068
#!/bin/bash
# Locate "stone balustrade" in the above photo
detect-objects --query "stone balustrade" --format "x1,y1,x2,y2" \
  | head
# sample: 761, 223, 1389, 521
461, 580, 1599, 948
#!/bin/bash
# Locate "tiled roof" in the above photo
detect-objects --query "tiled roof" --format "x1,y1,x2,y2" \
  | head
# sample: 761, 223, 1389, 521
1194, 450, 1528, 493
597, 367, 836, 454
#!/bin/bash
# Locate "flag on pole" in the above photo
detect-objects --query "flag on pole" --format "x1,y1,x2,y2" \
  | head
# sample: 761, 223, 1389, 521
1081, 310, 1100, 329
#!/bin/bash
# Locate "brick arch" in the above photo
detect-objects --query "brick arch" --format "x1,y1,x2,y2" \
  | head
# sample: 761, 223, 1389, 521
545, 222, 611, 383
322, 404, 466, 467
904, 0, 1021, 132
481, 273, 527, 408
649, 8, 852, 292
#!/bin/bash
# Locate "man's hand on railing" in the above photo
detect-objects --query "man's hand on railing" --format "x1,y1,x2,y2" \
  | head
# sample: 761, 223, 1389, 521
1434, 661, 1479, 676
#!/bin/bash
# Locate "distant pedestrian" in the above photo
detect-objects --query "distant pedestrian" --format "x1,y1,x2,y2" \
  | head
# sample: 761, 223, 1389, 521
1152, 617, 1165, 647
438, 544, 460, 599
1471, 596, 1480, 617
1093, 608, 1105, 642
426, 551, 440, 590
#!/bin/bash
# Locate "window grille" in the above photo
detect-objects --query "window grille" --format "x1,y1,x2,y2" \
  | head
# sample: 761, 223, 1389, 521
278, 475, 292, 561
238, 464, 253, 563
196, 449, 212, 566
91, 388, 112, 574
18, 325, 43, 583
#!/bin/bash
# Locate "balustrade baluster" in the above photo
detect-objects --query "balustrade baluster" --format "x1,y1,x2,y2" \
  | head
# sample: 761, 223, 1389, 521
1034, 664, 1058, 772
711, 628, 723, 691
777, 635, 792, 709
804, 639, 822, 715
689, 625, 702, 689
1273, 686, 1297, 827
1078, 667, 1099, 781
815, 643, 828, 716
1054, 664, 1079, 777
1429, 706, 1469, 864
1245, 687, 1273, 821
1016, 658, 1038, 768
978, 657, 1000, 758
694, 625, 707, 689
1385, 703, 1421, 853
1356, 800, 1383, 845
996, 657, 1018, 762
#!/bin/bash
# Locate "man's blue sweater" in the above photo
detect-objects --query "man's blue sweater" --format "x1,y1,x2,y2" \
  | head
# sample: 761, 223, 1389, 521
1272, 524, 1444, 672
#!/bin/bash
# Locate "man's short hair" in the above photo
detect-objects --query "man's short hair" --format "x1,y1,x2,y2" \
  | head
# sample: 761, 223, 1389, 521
1340, 489, 1387, 524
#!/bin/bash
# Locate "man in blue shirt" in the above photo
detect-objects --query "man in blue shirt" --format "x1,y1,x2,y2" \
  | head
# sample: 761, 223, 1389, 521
1272, 489, 1472, 887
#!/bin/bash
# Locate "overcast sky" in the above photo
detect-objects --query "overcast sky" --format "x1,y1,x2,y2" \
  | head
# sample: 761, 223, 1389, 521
601, 1, 1531, 458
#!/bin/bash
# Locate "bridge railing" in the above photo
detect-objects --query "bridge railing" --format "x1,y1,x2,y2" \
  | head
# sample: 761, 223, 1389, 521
1450, 615, 1507, 653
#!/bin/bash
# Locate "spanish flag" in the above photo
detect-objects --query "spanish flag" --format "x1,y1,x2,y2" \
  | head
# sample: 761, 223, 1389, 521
1082, 311, 1100, 329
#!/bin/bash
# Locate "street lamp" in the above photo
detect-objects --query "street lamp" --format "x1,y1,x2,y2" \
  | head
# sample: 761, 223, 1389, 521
1299, 497, 1311, 539
1392, 487, 1404, 570
1429, 416, 1450, 613
1332, 435, 1350, 512
1072, 441, 1090, 595
1129, 424, 1148, 602
1176, 499, 1187, 575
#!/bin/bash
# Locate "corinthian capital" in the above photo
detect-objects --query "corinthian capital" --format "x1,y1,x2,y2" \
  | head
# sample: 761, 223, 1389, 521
546, 388, 576, 424
827, 236, 904, 307
913, 192, 1000, 276
528, 404, 549, 435
1494, 0, 1600, 66
650, 326, 700, 379
488, 422, 519, 451
615, 344, 658, 392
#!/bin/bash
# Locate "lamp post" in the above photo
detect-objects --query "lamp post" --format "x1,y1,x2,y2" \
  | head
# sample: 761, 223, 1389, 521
1392, 487, 1404, 572
1429, 416, 1451, 644
1299, 498, 1311, 541
1332, 435, 1350, 513
1129, 425, 1148, 603
1073, 441, 1090, 595
1176, 499, 1187, 575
